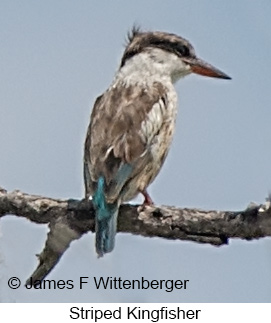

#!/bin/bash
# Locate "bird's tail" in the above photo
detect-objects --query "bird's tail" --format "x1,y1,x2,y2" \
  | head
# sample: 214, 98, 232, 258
93, 177, 119, 257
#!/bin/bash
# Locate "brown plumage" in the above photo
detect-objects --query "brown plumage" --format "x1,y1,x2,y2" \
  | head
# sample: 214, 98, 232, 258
84, 27, 230, 256
84, 81, 170, 203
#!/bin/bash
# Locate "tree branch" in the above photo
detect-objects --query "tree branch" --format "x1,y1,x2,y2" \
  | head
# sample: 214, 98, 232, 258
0, 186, 271, 285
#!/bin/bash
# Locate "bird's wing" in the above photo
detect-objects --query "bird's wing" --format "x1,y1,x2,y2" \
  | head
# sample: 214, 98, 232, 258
84, 81, 168, 201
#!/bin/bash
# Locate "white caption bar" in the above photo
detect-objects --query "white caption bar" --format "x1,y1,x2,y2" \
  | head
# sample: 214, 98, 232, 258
1, 303, 270, 322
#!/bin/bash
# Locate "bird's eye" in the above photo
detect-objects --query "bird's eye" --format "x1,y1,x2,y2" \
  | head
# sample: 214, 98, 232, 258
175, 44, 190, 57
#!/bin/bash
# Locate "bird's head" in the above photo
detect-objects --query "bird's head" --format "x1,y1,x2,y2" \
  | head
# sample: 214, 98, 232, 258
121, 27, 231, 82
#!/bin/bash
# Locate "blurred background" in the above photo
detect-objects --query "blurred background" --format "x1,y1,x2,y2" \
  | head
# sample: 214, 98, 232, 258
0, 0, 271, 302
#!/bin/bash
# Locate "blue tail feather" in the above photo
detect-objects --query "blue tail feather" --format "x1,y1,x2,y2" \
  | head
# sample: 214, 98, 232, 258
93, 164, 132, 256
95, 206, 118, 257
93, 177, 119, 257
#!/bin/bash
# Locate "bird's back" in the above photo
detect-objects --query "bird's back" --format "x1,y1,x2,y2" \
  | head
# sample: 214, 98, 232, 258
84, 76, 177, 204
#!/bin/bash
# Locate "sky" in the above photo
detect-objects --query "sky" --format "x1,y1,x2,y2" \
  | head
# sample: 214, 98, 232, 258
0, 0, 271, 302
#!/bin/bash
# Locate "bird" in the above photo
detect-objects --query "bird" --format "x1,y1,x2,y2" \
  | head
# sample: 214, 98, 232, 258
84, 27, 231, 257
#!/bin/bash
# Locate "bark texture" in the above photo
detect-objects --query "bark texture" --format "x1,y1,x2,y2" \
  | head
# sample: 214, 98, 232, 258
0, 186, 270, 285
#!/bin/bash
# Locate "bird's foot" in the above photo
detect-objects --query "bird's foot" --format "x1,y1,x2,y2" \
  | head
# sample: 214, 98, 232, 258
141, 190, 154, 206
137, 190, 154, 213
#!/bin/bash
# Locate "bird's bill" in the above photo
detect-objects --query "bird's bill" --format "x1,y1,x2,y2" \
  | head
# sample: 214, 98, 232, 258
183, 57, 231, 80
